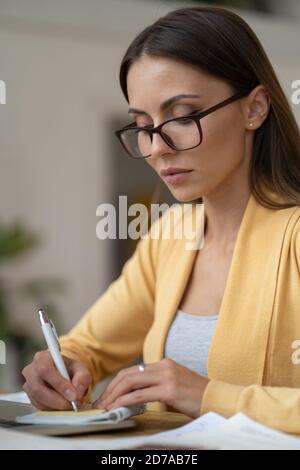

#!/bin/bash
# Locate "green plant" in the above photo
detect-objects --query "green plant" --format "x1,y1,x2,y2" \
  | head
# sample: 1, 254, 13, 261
0, 220, 67, 385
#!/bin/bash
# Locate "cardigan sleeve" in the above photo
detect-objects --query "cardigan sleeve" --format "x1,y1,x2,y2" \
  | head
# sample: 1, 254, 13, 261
59, 216, 162, 388
201, 380, 300, 434
201, 219, 300, 435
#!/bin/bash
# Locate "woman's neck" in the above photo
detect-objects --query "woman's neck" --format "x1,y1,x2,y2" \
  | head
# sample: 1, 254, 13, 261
202, 185, 251, 250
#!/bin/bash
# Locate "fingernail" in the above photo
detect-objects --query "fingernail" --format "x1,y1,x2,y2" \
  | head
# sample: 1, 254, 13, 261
65, 388, 76, 401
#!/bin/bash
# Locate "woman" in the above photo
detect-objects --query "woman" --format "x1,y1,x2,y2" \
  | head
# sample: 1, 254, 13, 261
22, 7, 300, 432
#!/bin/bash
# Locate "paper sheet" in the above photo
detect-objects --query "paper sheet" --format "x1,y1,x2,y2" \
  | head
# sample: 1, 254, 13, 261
149, 411, 225, 440
199, 413, 300, 450
150, 413, 300, 450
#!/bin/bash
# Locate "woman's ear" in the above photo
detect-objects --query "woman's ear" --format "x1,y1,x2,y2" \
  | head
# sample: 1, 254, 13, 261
244, 85, 270, 130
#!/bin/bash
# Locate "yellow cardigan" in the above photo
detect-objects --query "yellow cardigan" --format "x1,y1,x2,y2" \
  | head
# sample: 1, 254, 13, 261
60, 191, 300, 433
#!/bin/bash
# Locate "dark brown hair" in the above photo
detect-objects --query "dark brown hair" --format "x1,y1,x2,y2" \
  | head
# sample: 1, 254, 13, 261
119, 6, 300, 209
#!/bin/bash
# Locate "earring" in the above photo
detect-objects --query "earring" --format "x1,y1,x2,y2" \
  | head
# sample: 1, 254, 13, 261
249, 122, 254, 128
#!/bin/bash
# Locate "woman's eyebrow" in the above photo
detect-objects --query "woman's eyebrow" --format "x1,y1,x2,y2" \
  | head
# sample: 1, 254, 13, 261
128, 93, 202, 115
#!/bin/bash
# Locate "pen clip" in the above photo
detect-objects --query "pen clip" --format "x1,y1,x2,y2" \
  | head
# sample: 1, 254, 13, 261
38, 309, 61, 352
49, 319, 61, 351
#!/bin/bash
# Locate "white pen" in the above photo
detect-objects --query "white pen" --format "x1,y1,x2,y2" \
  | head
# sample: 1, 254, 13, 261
38, 308, 78, 412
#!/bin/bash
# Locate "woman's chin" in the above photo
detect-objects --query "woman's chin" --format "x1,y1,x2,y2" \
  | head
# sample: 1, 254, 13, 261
169, 188, 203, 203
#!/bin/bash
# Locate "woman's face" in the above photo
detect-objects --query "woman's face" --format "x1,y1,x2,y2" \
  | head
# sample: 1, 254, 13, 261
126, 55, 253, 202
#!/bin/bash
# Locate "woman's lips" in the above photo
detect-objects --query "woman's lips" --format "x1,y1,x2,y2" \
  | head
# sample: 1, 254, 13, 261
163, 170, 194, 184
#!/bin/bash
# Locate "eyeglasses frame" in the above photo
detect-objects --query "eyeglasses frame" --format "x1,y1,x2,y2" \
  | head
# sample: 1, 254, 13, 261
115, 89, 249, 159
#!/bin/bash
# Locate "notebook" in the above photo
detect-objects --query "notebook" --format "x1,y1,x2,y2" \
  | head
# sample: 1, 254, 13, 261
0, 400, 142, 436
15, 404, 145, 426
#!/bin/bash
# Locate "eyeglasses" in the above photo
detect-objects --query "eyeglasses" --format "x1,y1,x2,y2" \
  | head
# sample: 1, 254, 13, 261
115, 90, 249, 159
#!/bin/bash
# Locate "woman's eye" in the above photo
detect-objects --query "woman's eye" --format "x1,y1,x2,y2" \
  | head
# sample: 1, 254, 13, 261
135, 122, 152, 128
176, 110, 201, 120
171, 110, 200, 121
185, 109, 202, 116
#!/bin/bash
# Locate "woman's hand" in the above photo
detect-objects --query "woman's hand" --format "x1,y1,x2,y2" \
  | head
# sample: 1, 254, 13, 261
93, 359, 209, 418
22, 350, 92, 410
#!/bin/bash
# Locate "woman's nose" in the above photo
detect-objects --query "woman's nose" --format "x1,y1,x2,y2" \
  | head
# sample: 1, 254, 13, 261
150, 132, 176, 159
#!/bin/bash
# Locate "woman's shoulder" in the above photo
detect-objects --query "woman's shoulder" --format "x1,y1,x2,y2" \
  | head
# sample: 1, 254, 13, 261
278, 202, 300, 230
278, 203, 300, 269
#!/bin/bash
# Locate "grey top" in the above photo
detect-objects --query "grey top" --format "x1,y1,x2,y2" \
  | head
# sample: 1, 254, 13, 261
164, 309, 218, 377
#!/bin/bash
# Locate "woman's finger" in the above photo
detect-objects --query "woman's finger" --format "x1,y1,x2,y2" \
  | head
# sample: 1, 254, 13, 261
33, 352, 78, 403
69, 361, 92, 398
93, 370, 161, 408
106, 385, 165, 410
23, 376, 74, 411
97, 363, 157, 403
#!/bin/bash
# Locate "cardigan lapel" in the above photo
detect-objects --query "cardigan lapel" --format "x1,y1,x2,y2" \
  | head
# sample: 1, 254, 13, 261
208, 192, 294, 385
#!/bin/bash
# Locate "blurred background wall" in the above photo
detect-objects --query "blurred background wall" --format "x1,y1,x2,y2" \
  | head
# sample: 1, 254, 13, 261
0, 0, 299, 387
